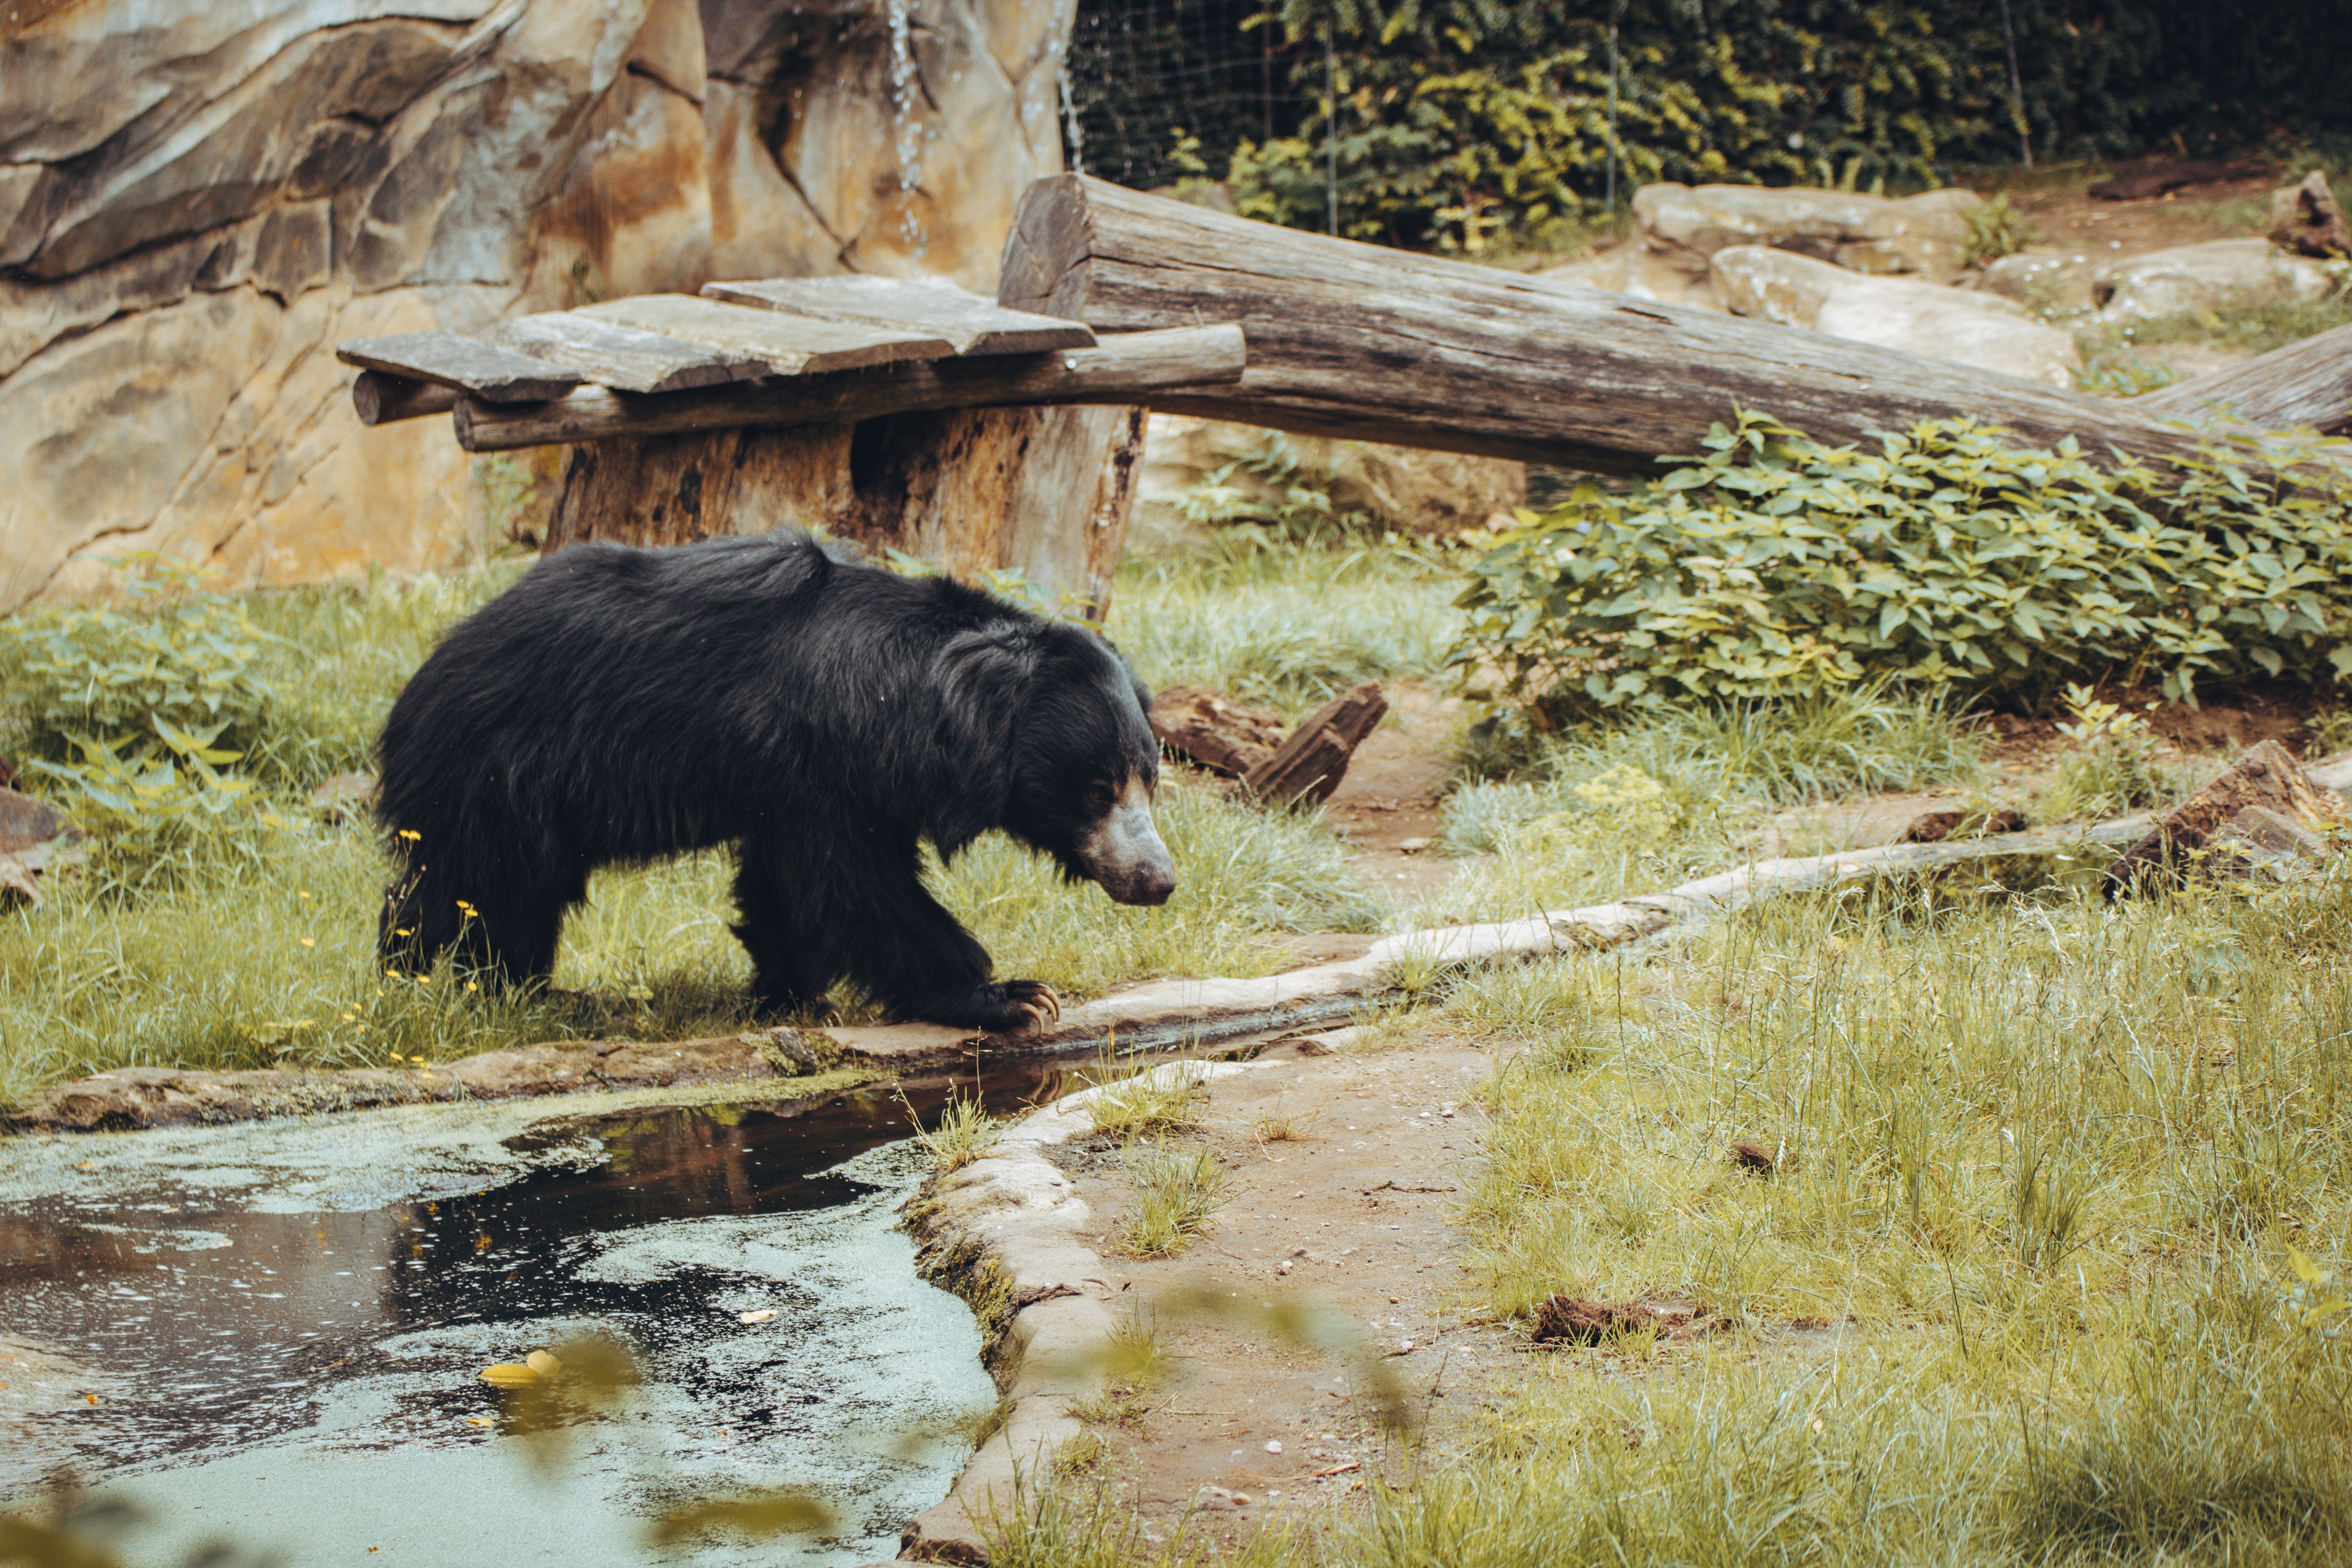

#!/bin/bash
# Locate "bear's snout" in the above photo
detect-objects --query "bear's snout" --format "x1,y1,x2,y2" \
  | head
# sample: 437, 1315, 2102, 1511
1082, 778, 1176, 906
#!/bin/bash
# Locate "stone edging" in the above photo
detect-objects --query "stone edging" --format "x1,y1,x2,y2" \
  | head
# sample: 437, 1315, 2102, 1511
893, 1058, 1272, 1563
2, 816, 2155, 1136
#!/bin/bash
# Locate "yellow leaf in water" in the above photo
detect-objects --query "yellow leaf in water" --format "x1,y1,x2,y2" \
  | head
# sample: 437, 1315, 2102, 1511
738, 1310, 776, 1324
84, 1393, 99, 1405
479, 1363, 540, 1388
524, 1350, 564, 1377
466, 1416, 495, 1427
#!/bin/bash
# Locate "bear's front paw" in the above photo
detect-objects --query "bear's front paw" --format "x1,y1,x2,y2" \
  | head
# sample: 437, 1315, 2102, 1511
967, 979, 1061, 1032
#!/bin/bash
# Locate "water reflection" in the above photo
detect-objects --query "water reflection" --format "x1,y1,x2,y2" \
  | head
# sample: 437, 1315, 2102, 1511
0, 1066, 1058, 1565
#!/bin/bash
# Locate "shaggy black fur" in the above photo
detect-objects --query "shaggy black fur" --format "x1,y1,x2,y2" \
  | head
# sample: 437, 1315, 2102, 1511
374, 532, 1170, 1030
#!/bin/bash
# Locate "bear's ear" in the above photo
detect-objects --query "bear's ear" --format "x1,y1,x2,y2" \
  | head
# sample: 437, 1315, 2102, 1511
931, 625, 1036, 854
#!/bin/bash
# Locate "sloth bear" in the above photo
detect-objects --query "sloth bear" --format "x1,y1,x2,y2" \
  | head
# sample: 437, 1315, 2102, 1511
374, 531, 1175, 1031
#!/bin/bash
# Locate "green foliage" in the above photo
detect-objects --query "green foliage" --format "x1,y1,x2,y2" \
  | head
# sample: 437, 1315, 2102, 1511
1959, 192, 2033, 266
1118, 0, 2352, 254
1453, 412, 2352, 720
0, 558, 280, 769
24, 720, 278, 890
1174, 430, 1373, 545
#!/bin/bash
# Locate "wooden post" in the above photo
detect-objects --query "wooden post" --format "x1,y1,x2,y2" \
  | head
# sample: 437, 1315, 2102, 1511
541, 404, 1145, 620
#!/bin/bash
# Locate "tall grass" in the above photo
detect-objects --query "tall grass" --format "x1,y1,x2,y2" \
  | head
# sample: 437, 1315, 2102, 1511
1108, 539, 1462, 721
1417, 685, 1989, 926
0, 556, 1390, 1099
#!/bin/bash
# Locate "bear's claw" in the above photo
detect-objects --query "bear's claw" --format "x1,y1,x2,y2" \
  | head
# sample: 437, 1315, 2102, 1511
1001, 979, 1062, 1028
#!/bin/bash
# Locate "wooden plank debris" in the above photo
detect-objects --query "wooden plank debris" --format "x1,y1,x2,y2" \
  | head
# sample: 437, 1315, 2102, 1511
1242, 682, 1387, 806
703, 275, 1097, 356
1149, 686, 1286, 776
580, 294, 957, 374
996, 174, 2259, 479
353, 372, 459, 426
488, 311, 769, 394
334, 332, 581, 402
453, 323, 1246, 451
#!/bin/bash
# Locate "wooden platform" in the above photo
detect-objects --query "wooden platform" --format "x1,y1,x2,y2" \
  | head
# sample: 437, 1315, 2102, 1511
334, 277, 1236, 619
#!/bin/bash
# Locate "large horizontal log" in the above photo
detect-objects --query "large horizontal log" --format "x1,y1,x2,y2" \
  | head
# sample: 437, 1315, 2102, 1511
453, 324, 1246, 451
2138, 321, 2352, 435
996, 174, 2242, 479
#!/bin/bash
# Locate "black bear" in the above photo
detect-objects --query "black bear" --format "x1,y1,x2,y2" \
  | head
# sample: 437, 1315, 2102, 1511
374, 531, 1175, 1030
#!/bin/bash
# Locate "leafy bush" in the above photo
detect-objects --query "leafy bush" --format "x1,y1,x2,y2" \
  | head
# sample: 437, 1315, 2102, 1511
24, 720, 281, 889
1453, 412, 2352, 721
0, 559, 279, 766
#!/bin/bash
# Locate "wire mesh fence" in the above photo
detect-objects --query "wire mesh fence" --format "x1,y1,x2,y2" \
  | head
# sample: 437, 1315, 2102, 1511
1064, 0, 1306, 191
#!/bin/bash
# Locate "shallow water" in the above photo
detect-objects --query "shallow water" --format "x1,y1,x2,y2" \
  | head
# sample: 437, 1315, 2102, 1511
0, 1069, 1057, 1565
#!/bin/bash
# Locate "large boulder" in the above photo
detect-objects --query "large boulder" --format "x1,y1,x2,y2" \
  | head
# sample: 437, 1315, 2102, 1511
1130, 416, 1524, 553
0, 0, 1074, 611
1975, 250, 2100, 323
1710, 245, 2082, 389
1632, 183, 1983, 281
2090, 239, 2337, 323
1539, 244, 1725, 312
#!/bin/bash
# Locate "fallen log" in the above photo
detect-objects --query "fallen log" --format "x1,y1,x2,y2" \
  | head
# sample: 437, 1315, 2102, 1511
452, 323, 1245, 452
996, 175, 2252, 479
1148, 686, 1286, 776
2138, 322, 2352, 434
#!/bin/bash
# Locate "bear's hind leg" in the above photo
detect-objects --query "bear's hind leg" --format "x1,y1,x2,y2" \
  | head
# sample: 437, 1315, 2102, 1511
732, 848, 834, 1018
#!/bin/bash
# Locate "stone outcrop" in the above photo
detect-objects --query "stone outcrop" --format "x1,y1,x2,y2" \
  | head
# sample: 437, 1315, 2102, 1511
1631, 182, 1983, 281
1710, 245, 2082, 389
2090, 239, 2337, 324
1129, 414, 1524, 553
0, 0, 1076, 612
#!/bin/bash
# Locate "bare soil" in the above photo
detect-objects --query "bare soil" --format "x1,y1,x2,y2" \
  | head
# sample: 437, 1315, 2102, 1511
1041, 1033, 1514, 1546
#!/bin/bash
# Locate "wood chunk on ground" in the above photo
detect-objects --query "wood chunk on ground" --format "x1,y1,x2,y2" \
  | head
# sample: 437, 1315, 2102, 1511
2270, 171, 2352, 260
1897, 806, 2026, 843
1730, 1138, 1788, 1174
1148, 686, 1286, 776
2104, 739, 2347, 894
1530, 1295, 1702, 1345
1243, 682, 1389, 807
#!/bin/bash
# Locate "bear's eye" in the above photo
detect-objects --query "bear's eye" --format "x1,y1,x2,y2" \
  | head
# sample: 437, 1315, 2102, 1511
1087, 783, 1116, 811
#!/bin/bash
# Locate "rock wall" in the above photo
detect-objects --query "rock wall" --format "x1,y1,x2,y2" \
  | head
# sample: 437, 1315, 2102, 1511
0, 0, 1073, 610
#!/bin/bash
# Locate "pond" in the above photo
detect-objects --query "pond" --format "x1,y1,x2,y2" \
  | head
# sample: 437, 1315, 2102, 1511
0, 1068, 1059, 1566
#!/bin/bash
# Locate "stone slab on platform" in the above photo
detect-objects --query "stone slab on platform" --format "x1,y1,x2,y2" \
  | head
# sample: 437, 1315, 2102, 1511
702, 275, 1098, 356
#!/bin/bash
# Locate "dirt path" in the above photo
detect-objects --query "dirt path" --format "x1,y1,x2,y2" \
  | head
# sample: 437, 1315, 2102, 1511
1037, 1031, 1515, 1545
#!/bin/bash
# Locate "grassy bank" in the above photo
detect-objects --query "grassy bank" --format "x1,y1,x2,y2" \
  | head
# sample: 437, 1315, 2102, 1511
0, 545, 1425, 1101
991, 866, 2352, 1566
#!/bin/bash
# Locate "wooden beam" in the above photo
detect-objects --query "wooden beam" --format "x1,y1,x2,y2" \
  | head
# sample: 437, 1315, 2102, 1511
353, 371, 460, 426
995, 174, 2236, 478
579, 294, 958, 373
2137, 322, 2352, 435
453, 324, 1247, 451
334, 332, 580, 402
488, 312, 770, 394
702, 276, 1097, 356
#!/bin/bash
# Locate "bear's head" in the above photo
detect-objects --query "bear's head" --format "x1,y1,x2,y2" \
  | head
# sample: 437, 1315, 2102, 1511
937, 618, 1176, 907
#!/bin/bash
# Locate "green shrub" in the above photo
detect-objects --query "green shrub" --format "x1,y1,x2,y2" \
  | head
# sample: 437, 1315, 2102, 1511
1452, 412, 2352, 720
0, 558, 280, 766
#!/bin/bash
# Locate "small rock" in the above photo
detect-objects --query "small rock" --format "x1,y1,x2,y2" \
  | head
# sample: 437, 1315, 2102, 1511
1396, 837, 1431, 853
308, 771, 378, 825
1263, 1440, 1283, 1454
0, 785, 74, 854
